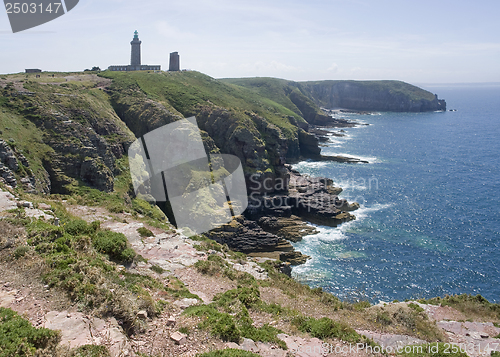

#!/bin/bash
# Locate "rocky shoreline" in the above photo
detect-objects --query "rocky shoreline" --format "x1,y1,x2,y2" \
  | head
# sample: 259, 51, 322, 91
208, 117, 365, 266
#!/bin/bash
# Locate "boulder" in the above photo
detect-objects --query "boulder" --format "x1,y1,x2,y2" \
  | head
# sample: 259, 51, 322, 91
170, 331, 187, 345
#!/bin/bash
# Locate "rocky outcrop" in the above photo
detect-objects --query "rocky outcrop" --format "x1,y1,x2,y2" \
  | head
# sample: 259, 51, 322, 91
19, 90, 135, 193
301, 80, 446, 112
206, 167, 358, 264
248, 169, 356, 228
298, 129, 321, 156
206, 215, 288, 253
205, 215, 311, 265
110, 94, 183, 138
196, 105, 290, 194
80, 157, 114, 192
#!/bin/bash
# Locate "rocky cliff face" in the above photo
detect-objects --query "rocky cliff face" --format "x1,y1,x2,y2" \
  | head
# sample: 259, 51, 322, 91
1, 76, 136, 194
300, 80, 446, 112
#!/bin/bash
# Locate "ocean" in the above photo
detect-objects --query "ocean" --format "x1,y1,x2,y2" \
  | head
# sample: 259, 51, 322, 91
291, 84, 500, 303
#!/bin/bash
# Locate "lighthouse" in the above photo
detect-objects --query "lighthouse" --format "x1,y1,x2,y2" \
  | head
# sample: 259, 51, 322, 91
108, 31, 161, 71
130, 30, 142, 69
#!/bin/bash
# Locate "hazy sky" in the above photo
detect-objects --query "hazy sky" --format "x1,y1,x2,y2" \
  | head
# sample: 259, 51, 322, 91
2, 0, 499, 83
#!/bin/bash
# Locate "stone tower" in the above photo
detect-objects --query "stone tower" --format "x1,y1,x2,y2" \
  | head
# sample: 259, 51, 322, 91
169, 52, 180, 71
130, 30, 141, 68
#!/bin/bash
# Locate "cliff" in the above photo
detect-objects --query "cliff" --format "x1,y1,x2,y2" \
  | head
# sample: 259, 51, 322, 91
221, 77, 446, 114
300, 80, 447, 112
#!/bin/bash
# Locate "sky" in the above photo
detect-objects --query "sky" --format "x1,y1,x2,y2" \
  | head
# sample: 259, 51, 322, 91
1, 0, 500, 84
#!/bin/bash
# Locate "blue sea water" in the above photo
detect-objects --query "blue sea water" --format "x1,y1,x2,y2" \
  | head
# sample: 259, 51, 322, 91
291, 84, 500, 303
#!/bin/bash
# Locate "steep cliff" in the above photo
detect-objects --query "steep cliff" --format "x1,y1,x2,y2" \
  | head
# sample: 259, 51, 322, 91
222, 78, 446, 113
300, 80, 446, 112
0, 75, 136, 194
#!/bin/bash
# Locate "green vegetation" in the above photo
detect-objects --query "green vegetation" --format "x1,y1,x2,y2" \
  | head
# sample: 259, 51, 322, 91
194, 254, 256, 287
13, 245, 29, 258
291, 315, 374, 346
408, 302, 425, 313
0, 307, 60, 356
418, 294, 500, 322
197, 349, 260, 357
100, 71, 300, 138
137, 226, 154, 237
184, 286, 286, 348
16, 216, 169, 334
220, 77, 321, 122
370, 304, 445, 342
258, 260, 343, 309
68, 345, 111, 357
150, 264, 165, 274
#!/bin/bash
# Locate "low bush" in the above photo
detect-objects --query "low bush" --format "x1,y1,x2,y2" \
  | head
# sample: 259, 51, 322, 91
69, 344, 111, 357
408, 302, 425, 313
184, 287, 286, 348
0, 307, 60, 356
291, 315, 374, 346
418, 294, 500, 321
13, 245, 29, 258
197, 349, 260, 357
150, 264, 165, 274
93, 230, 135, 263
137, 227, 154, 237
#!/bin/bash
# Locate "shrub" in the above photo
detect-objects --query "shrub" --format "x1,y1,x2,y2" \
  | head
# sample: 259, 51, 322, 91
197, 349, 260, 357
150, 265, 165, 274
13, 245, 29, 258
0, 307, 60, 356
194, 254, 226, 276
69, 344, 111, 357
137, 227, 154, 237
376, 311, 392, 326
408, 302, 425, 313
64, 219, 95, 236
92, 230, 135, 263
418, 294, 500, 321
291, 315, 372, 345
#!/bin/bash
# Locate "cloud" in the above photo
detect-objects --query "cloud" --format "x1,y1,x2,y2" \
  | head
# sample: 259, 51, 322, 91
327, 63, 338, 73
239, 60, 299, 74
155, 21, 196, 40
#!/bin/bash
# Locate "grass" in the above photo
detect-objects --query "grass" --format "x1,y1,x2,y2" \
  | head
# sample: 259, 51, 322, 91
0, 307, 60, 356
369, 304, 445, 342
258, 260, 343, 310
12, 216, 170, 334
197, 349, 260, 357
291, 315, 375, 346
66, 345, 111, 357
183, 283, 291, 348
418, 294, 500, 322
137, 226, 154, 237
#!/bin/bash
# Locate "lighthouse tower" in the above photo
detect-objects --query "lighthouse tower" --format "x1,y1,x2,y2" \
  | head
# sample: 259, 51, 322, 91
108, 30, 161, 71
130, 30, 141, 69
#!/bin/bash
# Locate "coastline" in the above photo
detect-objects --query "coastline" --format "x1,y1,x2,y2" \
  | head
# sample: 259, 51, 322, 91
208, 113, 368, 267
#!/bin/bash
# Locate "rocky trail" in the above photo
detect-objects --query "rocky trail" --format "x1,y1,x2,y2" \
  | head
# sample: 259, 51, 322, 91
0, 187, 499, 356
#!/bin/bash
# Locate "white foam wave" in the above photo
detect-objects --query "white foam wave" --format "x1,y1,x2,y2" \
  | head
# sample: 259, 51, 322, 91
292, 161, 330, 170
329, 152, 379, 163
352, 203, 393, 220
